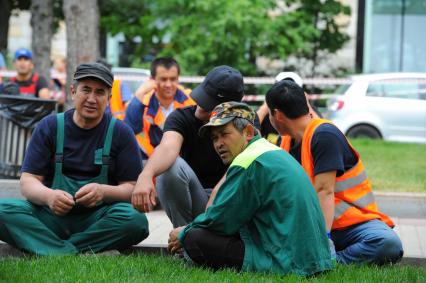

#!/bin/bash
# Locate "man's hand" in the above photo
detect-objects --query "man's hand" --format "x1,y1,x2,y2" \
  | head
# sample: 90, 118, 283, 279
47, 190, 75, 216
75, 183, 104, 208
135, 79, 157, 101
131, 175, 157, 212
168, 226, 184, 254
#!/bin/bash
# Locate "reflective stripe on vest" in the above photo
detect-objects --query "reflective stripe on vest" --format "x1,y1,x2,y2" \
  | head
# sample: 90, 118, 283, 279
335, 170, 367, 193
282, 118, 394, 230
110, 80, 126, 120
334, 191, 375, 219
135, 86, 194, 157
11, 73, 39, 96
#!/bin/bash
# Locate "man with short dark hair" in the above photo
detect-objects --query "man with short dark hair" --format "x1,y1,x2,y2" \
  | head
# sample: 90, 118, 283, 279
265, 80, 403, 265
10, 48, 49, 98
131, 65, 245, 227
0, 62, 149, 255
124, 57, 194, 159
256, 72, 321, 145
168, 102, 332, 276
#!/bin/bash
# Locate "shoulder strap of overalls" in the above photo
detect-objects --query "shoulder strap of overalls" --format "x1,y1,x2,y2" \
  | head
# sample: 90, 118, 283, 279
55, 113, 65, 174
99, 117, 117, 178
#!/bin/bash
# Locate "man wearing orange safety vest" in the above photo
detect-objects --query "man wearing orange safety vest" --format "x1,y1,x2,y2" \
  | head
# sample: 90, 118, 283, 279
265, 80, 403, 265
124, 57, 195, 159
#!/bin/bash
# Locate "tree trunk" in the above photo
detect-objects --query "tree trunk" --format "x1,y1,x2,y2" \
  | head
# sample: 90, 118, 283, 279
31, 0, 54, 82
63, 0, 100, 110
0, 0, 13, 57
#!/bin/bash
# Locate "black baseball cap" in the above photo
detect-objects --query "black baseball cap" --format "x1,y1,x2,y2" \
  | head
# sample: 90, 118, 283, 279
190, 65, 244, 111
73, 62, 114, 88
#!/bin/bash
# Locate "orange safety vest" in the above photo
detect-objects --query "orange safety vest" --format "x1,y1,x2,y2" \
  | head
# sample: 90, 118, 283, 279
136, 86, 194, 157
280, 135, 292, 151
110, 80, 126, 120
280, 118, 394, 230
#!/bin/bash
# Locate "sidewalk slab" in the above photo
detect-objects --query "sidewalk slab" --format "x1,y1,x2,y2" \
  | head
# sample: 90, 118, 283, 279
0, 179, 22, 199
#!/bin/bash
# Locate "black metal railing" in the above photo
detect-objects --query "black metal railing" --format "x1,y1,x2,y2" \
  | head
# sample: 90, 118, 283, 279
0, 95, 57, 178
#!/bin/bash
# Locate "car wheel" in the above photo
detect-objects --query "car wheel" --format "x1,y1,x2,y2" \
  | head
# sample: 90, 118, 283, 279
346, 125, 382, 139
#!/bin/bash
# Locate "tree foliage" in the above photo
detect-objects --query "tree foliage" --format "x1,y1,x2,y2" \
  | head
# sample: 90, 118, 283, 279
101, 0, 350, 75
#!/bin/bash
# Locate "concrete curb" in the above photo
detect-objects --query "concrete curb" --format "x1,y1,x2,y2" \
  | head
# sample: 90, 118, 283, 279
375, 191, 426, 198
399, 256, 426, 268
121, 244, 168, 256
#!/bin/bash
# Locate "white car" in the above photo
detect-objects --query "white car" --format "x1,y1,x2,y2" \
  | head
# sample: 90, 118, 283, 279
325, 73, 426, 143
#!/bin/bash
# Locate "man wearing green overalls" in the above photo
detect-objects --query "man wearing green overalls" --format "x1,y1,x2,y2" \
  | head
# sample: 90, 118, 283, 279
0, 62, 149, 255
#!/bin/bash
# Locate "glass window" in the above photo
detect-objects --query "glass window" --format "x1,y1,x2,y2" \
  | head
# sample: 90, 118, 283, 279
363, 0, 426, 73
368, 79, 419, 99
366, 82, 384, 97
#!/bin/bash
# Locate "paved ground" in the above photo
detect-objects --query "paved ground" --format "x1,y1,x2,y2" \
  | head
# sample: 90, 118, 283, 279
1, 179, 425, 267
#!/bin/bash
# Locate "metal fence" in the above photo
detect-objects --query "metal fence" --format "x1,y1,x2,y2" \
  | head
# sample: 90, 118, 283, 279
0, 95, 57, 178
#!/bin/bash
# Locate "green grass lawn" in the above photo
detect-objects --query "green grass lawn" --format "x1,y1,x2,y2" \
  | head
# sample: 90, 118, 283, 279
350, 139, 426, 193
0, 254, 425, 283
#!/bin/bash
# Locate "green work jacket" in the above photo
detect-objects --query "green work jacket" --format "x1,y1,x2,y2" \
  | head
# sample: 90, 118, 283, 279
179, 136, 332, 276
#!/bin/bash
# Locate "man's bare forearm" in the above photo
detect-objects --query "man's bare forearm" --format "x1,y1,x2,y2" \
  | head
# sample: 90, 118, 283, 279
140, 131, 183, 179
101, 182, 135, 202
314, 171, 336, 231
20, 172, 52, 206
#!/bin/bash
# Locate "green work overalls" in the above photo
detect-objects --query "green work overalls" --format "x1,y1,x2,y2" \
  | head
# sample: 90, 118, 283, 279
0, 113, 149, 255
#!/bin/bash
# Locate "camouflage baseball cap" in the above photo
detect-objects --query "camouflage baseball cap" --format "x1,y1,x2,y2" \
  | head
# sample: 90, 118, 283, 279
199, 102, 255, 137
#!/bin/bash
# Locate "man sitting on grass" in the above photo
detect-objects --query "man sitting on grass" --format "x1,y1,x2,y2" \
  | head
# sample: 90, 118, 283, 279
168, 102, 332, 276
265, 79, 403, 265
0, 62, 149, 255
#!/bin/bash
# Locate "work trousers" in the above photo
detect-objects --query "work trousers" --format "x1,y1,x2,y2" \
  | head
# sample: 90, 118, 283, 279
0, 199, 149, 255
182, 228, 245, 271
332, 219, 403, 265
156, 157, 210, 228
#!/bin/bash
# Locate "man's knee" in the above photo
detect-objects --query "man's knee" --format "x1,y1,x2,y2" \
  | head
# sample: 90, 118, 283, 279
0, 199, 34, 221
182, 228, 208, 263
183, 228, 205, 248
157, 158, 190, 201
183, 228, 244, 270
108, 203, 149, 240
374, 232, 403, 264
158, 158, 187, 186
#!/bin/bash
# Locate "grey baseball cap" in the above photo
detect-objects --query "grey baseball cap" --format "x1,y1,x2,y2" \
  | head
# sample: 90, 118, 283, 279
73, 62, 114, 88
190, 65, 244, 111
